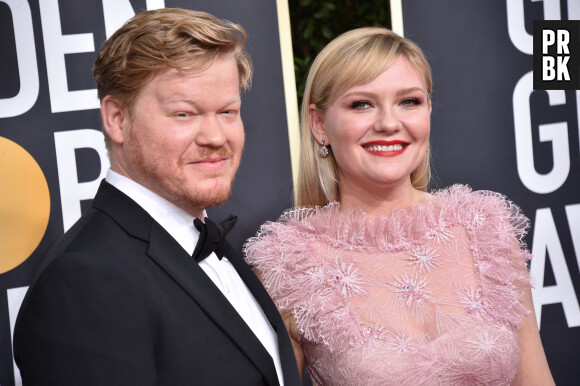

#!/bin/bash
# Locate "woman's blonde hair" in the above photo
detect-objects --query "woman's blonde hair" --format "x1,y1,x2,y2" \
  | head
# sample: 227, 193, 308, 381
296, 27, 433, 207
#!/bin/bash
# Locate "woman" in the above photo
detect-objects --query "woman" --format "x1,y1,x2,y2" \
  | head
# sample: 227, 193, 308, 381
245, 27, 554, 385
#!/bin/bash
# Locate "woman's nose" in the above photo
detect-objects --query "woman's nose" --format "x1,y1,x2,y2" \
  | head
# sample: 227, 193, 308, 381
374, 107, 400, 134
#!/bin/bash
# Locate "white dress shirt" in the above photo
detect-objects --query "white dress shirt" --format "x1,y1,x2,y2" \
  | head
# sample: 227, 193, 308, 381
106, 170, 284, 385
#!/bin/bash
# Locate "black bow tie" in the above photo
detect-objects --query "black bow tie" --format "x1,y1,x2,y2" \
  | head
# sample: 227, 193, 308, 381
192, 215, 237, 263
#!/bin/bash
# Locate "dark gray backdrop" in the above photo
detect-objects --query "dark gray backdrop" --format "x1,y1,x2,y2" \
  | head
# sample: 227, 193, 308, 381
403, 1, 579, 384
0, 1, 294, 385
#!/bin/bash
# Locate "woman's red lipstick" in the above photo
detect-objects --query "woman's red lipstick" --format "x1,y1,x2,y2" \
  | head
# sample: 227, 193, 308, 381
361, 140, 409, 156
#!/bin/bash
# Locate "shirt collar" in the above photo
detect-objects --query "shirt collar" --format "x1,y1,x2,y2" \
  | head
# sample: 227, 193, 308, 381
105, 169, 203, 255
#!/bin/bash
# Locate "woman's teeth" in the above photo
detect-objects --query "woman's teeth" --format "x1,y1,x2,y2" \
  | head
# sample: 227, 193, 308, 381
364, 144, 404, 152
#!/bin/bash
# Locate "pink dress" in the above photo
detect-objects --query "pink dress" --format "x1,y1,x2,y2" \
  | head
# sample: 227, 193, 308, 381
244, 185, 532, 385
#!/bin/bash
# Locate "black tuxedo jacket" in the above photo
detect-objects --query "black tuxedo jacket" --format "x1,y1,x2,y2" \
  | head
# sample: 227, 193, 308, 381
14, 181, 301, 385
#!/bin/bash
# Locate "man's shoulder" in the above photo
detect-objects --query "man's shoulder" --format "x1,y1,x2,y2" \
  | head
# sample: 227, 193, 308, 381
38, 194, 152, 277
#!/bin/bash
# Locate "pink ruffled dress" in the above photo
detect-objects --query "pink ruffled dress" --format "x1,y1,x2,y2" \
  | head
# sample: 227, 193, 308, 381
244, 185, 532, 385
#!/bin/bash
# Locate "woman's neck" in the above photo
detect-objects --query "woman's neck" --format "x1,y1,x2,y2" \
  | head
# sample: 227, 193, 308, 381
338, 179, 426, 218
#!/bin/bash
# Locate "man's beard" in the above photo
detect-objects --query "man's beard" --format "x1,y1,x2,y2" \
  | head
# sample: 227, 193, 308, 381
126, 128, 240, 214
171, 171, 236, 211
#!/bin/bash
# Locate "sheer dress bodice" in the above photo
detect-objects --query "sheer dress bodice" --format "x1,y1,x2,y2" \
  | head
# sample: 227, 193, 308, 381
245, 186, 532, 385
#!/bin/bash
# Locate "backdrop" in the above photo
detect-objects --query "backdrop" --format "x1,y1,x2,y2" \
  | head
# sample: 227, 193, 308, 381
0, 1, 295, 384
400, 0, 579, 384
2, 0, 577, 384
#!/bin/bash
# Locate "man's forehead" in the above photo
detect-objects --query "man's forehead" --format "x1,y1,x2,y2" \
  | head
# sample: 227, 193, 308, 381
136, 65, 241, 105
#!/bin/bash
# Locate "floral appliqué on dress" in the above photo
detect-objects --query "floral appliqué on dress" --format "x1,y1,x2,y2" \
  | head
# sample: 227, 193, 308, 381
245, 185, 532, 385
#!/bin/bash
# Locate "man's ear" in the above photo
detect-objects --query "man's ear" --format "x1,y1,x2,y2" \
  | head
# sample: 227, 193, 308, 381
101, 96, 127, 145
309, 104, 328, 145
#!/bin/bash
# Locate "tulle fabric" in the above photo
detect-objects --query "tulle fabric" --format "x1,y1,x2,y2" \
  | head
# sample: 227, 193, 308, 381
245, 185, 532, 385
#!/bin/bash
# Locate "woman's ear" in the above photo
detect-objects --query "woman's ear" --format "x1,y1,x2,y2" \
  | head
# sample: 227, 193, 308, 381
309, 103, 328, 145
101, 96, 127, 145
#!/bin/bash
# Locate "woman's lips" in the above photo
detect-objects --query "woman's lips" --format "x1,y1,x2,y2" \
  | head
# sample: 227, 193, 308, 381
361, 140, 409, 155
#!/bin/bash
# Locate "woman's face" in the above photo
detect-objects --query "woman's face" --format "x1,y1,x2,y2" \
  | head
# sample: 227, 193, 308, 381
310, 55, 431, 196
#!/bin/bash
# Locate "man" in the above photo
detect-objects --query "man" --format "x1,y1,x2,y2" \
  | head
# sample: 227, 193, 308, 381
14, 8, 301, 385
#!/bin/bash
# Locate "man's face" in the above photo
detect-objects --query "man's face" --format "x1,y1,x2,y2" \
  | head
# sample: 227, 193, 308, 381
116, 55, 244, 218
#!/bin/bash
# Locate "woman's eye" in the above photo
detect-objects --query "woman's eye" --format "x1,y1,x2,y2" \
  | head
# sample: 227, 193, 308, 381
351, 100, 372, 109
401, 98, 421, 107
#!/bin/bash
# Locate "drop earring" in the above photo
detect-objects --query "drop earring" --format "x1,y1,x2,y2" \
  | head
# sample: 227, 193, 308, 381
318, 140, 329, 158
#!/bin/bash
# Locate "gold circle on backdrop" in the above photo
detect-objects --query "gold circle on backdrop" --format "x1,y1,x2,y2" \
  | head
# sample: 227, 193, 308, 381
0, 137, 51, 274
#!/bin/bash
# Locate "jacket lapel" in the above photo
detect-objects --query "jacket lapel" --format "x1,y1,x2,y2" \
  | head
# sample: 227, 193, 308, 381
147, 224, 280, 385
92, 181, 280, 385
226, 244, 302, 386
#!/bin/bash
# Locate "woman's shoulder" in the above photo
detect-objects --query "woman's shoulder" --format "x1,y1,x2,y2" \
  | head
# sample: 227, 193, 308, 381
428, 184, 531, 264
429, 184, 529, 230
243, 206, 328, 282
245, 204, 337, 247
433, 185, 533, 326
